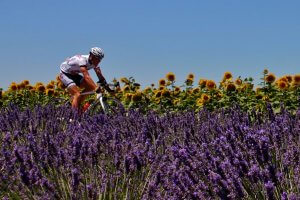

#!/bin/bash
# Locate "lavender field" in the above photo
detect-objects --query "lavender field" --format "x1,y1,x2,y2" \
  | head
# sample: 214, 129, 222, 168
0, 104, 299, 199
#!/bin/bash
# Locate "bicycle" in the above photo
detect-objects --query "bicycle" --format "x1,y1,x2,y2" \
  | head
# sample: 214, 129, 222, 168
51, 82, 124, 115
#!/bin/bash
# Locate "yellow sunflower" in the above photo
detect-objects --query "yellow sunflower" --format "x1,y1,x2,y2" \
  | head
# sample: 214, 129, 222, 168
192, 88, 200, 94
293, 74, 300, 85
198, 79, 207, 88
223, 72, 233, 80
155, 91, 162, 98
185, 78, 194, 85
159, 79, 166, 86
201, 93, 211, 103
132, 92, 142, 102
46, 83, 55, 89
187, 73, 195, 80
120, 77, 130, 84
278, 77, 288, 83
235, 78, 242, 86
206, 80, 216, 90
226, 83, 236, 91
143, 87, 152, 93
166, 72, 176, 82
37, 85, 46, 93
284, 75, 293, 83
265, 73, 276, 84
22, 80, 30, 86
277, 80, 288, 90
174, 86, 181, 92
196, 98, 204, 107
162, 89, 171, 98
125, 93, 132, 101
9, 83, 18, 91
122, 85, 130, 92
46, 89, 54, 96
173, 99, 180, 105
26, 85, 33, 90
17, 82, 26, 90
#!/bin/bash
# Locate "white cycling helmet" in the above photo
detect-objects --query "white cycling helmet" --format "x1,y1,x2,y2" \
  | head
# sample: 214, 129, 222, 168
90, 47, 104, 58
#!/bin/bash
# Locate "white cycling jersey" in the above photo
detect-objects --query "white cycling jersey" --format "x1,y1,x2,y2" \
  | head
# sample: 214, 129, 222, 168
60, 54, 96, 74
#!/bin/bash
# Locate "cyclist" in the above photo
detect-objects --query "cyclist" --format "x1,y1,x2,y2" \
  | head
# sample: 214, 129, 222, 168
59, 47, 114, 111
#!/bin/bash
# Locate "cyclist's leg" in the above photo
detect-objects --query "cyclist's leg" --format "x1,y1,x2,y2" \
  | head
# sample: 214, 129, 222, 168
67, 85, 81, 109
59, 72, 81, 109
78, 78, 97, 106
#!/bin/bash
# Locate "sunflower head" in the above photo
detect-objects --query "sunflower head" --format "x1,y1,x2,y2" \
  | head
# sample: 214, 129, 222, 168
277, 80, 289, 90
263, 69, 269, 74
46, 89, 54, 96
143, 87, 152, 93
278, 76, 288, 83
57, 82, 66, 89
173, 99, 180, 105
293, 74, 300, 84
201, 93, 210, 102
206, 80, 216, 90
223, 72, 233, 80
35, 82, 44, 87
159, 79, 166, 86
284, 75, 293, 83
166, 72, 176, 82
174, 86, 181, 92
122, 85, 130, 92
125, 93, 132, 101
226, 83, 236, 92
265, 73, 276, 84
162, 89, 171, 98
26, 85, 33, 90
192, 88, 200, 94
9, 83, 18, 91
46, 83, 55, 89
37, 85, 46, 93
132, 92, 142, 102
185, 78, 194, 86
187, 73, 195, 80
22, 80, 30, 86
17, 82, 26, 90
120, 77, 130, 84
235, 78, 242, 86
155, 91, 162, 98
198, 79, 207, 88
196, 98, 204, 107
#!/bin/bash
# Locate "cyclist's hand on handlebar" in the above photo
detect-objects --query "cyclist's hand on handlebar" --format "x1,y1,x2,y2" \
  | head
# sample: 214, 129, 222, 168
95, 86, 102, 94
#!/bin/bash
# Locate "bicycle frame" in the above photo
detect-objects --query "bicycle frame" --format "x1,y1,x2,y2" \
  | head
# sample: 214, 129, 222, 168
80, 83, 118, 114
79, 90, 109, 113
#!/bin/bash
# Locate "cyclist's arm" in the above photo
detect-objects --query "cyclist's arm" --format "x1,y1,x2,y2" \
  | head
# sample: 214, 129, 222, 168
94, 66, 106, 82
93, 66, 114, 93
80, 66, 97, 88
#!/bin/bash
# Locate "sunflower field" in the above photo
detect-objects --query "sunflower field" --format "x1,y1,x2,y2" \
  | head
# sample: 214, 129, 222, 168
0, 70, 300, 199
1, 70, 299, 113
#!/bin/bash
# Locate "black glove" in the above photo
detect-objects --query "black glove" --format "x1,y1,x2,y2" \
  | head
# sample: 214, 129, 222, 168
97, 78, 107, 87
97, 79, 114, 93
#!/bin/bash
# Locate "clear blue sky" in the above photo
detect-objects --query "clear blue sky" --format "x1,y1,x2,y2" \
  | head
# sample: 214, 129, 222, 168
1, 0, 300, 90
